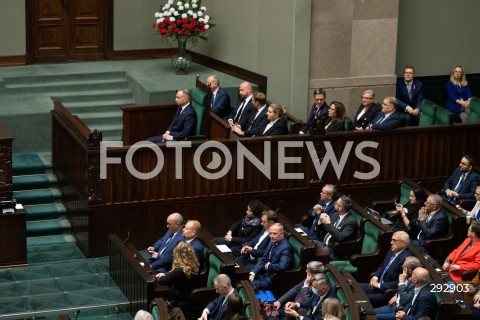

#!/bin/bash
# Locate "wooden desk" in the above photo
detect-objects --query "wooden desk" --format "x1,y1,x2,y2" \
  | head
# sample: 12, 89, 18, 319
0, 208, 27, 267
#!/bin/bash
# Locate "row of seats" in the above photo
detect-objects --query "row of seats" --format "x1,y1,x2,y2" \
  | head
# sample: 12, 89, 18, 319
419, 96, 480, 126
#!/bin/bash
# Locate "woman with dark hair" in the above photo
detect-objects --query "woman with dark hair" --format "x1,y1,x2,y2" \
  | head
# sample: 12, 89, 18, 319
325, 101, 346, 132
222, 200, 264, 255
391, 187, 427, 234
225, 293, 247, 320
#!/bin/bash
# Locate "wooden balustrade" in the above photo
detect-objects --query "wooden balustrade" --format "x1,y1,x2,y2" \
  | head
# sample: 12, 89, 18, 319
0, 122, 13, 198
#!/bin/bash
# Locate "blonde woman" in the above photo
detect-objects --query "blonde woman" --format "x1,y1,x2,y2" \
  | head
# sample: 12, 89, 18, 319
260, 103, 289, 136
322, 298, 345, 320
446, 65, 472, 122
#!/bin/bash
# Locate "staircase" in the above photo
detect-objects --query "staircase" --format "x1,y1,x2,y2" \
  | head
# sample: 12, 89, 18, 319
3, 71, 135, 142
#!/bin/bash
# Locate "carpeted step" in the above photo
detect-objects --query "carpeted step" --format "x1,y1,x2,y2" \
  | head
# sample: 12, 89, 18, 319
76, 110, 124, 126
12, 154, 50, 175
27, 234, 76, 247
12, 173, 57, 191
24, 203, 66, 221
4, 78, 129, 94
27, 242, 84, 264
66, 99, 135, 113
53, 88, 133, 103
14, 188, 62, 205
3, 71, 127, 86
26, 218, 71, 237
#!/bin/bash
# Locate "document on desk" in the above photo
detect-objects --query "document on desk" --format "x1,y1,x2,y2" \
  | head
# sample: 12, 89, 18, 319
216, 244, 232, 253
295, 228, 308, 236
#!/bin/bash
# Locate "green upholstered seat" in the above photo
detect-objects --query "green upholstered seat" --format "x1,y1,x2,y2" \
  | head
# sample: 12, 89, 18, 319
419, 99, 438, 126
288, 236, 303, 269
238, 287, 251, 319
151, 305, 161, 320
207, 253, 222, 287
435, 107, 454, 125
344, 117, 353, 131
186, 87, 207, 140
399, 182, 412, 204
467, 96, 480, 123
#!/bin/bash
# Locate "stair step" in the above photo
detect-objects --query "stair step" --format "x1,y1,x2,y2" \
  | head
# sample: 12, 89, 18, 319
27, 234, 76, 247
13, 173, 57, 190
67, 100, 135, 113
3, 71, 127, 85
24, 203, 66, 221
4, 78, 129, 94
14, 188, 62, 205
12, 154, 50, 175
26, 218, 71, 237
53, 89, 133, 103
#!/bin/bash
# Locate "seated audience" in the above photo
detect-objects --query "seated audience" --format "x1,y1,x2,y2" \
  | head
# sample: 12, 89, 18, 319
273, 261, 326, 319
225, 293, 247, 320
374, 256, 422, 320
315, 196, 358, 260
228, 82, 255, 130
155, 241, 203, 314
395, 267, 437, 320
222, 200, 264, 255
299, 88, 328, 134
199, 274, 236, 320
148, 212, 185, 272
409, 194, 449, 250
324, 101, 346, 132
321, 297, 346, 320
353, 89, 381, 130
183, 219, 204, 269
442, 154, 479, 205
249, 223, 293, 292
370, 96, 403, 131
284, 273, 336, 320
456, 185, 480, 224
442, 221, 480, 282
361, 231, 412, 307
396, 65, 424, 126
305, 184, 337, 241
260, 103, 290, 136
232, 92, 269, 137
146, 89, 196, 142
238, 210, 278, 267
207, 74, 231, 120
446, 65, 472, 122
390, 187, 427, 233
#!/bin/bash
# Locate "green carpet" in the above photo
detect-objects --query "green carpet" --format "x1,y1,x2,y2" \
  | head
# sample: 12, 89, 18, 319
27, 235, 75, 247
14, 188, 62, 205
27, 219, 70, 236
12, 153, 48, 175
13, 173, 57, 190
24, 203, 66, 221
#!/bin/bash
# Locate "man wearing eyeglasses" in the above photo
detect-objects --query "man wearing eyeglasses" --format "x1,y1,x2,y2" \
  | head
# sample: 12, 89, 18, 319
299, 88, 329, 134
370, 96, 403, 131
442, 155, 479, 205
396, 65, 424, 126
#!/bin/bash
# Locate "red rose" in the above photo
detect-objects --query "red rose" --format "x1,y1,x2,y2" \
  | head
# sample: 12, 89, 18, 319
184, 30, 190, 36
173, 28, 179, 33
201, 27, 206, 32
170, 22, 176, 28
179, 30, 184, 35
163, 17, 169, 23
167, 29, 173, 34
200, 21, 205, 26
194, 28, 200, 33
183, 18, 188, 23
177, 19, 182, 25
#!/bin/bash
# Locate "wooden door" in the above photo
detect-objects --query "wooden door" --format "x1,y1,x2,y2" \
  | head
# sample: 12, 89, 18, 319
27, 0, 110, 63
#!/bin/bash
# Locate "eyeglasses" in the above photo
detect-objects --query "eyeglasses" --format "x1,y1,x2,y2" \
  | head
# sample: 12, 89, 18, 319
404, 72, 414, 75
361, 96, 373, 100
391, 239, 403, 243
425, 202, 435, 206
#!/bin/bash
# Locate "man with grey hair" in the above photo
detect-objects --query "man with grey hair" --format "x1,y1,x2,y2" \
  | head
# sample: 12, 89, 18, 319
273, 261, 326, 318
305, 184, 337, 241
207, 75, 231, 120
410, 194, 449, 249
370, 96, 403, 131
148, 212, 185, 272
199, 274, 235, 320
146, 88, 197, 142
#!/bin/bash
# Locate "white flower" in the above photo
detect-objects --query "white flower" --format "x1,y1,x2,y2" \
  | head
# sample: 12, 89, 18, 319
170, 17, 175, 22
164, 11, 170, 16
204, 15, 210, 21
173, 11, 179, 16
198, 18, 204, 22
155, 12, 161, 18
191, 0, 197, 3
192, 4, 198, 8
168, 0, 174, 4
169, 7, 175, 13
181, 13, 187, 18
188, 10, 193, 15
201, 6, 206, 11
184, 3, 190, 9
164, 4, 170, 9
156, 18, 163, 24
178, 6, 184, 10
177, 1, 183, 7
204, 24, 209, 29
193, 13, 197, 18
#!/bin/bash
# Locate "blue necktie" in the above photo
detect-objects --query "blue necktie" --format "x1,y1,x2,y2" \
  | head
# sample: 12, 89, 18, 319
379, 255, 395, 283
454, 174, 466, 192
476, 209, 480, 221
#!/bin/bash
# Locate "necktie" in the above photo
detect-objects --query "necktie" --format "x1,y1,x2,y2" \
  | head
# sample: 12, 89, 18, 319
268, 244, 276, 260
407, 83, 412, 99
234, 100, 246, 123
379, 255, 395, 283
454, 174, 466, 192
476, 209, 480, 221
159, 234, 173, 254
376, 115, 386, 124
311, 297, 322, 315
211, 93, 216, 108
315, 106, 322, 118
324, 219, 340, 245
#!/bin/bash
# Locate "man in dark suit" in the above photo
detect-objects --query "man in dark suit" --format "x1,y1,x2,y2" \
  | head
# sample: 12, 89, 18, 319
395, 267, 437, 320
360, 231, 413, 307
249, 223, 293, 291
370, 96, 403, 131
198, 274, 236, 320
273, 261, 326, 319
227, 82, 255, 130
232, 91, 269, 137
284, 273, 336, 320
305, 184, 337, 241
237, 210, 278, 267
182, 219, 204, 270
146, 88, 197, 142
315, 196, 359, 260
299, 88, 328, 134
207, 75, 231, 120
442, 155, 479, 204
396, 65, 424, 126
410, 194, 449, 248
148, 212, 185, 272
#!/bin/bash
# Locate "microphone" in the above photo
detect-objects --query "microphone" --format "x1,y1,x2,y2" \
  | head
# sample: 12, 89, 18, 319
123, 230, 130, 244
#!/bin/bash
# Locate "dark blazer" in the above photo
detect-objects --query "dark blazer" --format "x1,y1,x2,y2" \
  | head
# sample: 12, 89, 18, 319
205, 289, 237, 320
278, 279, 313, 305
229, 98, 255, 130
372, 249, 412, 291
410, 209, 449, 247
443, 168, 480, 201
316, 212, 358, 247
353, 103, 381, 129
260, 118, 289, 136
251, 237, 293, 276
370, 111, 403, 131
402, 285, 438, 320
227, 217, 263, 246
325, 118, 345, 132
167, 104, 197, 140
243, 106, 269, 137
189, 237, 205, 270
396, 278, 415, 308
149, 230, 185, 272
396, 78, 424, 111
301, 288, 337, 320
246, 230, 271, 259
211, 87, 231, 120
300, 103, 328, 134
156, 267, 203, 302
307, 199, 337, 240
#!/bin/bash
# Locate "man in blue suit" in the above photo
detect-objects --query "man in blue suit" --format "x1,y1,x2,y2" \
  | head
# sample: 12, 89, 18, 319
249, 223, 293, 291
199, 274, 235, 320
232, 91, 269, 137
146, 88, 197, 142
182, 219, 204, 270
207, 75, 231, 120
395, 267, 437, 320
361, 231, 412, 307
147, 212, 185, 272
370, 96, 403, 131
237, 210, 278, 267
305, 184, 337, 240
396, 65, 424, 126
227, 82, 255, 131
442, 155, 479, 205
299, 88, 329, 134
